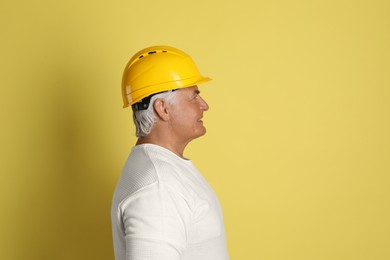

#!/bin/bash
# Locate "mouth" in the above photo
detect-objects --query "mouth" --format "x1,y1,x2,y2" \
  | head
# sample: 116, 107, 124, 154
198, 114, 205, 123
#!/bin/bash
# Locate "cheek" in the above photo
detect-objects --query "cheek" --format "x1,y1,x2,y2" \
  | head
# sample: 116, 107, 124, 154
170, 103, 201, 129
171, 109, 191, 127
176, 107, 196, 120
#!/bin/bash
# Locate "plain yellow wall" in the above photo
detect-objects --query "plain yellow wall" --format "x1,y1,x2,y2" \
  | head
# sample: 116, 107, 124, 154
1, 0, 389, 259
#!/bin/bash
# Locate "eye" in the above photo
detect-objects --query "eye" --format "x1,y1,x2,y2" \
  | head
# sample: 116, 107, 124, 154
190, 90, 201, 102
191, 94, 201, 102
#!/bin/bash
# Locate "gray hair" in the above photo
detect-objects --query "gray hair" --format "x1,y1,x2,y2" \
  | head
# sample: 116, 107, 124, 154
133, 90, 177, 137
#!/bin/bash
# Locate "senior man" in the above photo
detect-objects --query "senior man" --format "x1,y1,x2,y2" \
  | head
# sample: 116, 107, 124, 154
111, 46, 229, 260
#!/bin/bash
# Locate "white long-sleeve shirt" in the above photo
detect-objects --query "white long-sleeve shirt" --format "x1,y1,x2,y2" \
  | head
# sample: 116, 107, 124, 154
111, 144, 229, 260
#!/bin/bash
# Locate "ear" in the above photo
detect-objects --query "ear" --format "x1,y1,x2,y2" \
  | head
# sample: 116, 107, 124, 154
153, 99, 170, 121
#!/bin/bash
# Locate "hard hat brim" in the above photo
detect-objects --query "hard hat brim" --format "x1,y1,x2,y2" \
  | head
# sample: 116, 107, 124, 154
123, 76, 211, 108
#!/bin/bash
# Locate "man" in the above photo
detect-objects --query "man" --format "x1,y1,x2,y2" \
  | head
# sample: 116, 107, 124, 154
111, 46, 229, 260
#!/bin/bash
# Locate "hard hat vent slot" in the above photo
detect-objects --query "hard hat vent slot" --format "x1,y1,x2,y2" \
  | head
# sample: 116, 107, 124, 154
138, 50, 168, 60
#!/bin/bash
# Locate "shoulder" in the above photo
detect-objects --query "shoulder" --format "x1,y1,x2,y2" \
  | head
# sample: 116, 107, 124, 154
114, 145, 194, 203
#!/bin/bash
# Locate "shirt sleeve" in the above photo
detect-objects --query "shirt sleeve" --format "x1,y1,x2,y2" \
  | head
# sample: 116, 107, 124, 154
120, 183, 191, 260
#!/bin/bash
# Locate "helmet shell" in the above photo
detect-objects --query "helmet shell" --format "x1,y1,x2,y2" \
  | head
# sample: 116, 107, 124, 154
122, 46, 211, 108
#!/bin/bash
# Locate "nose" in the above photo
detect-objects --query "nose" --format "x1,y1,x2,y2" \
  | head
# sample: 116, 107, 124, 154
199, 96, 209, 111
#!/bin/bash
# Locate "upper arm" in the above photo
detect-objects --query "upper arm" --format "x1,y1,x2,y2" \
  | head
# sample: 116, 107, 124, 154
120, 184, 191, 259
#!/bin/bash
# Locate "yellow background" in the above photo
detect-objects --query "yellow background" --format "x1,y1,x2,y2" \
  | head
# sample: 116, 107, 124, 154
1, 0, 389, 259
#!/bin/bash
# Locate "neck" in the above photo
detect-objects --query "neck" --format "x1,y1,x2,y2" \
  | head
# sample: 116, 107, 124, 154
136, 134, 189, 159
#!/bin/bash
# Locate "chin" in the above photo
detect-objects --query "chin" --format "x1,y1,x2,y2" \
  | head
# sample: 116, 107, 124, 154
198, 127, 207, 137
188, 123, 207, 139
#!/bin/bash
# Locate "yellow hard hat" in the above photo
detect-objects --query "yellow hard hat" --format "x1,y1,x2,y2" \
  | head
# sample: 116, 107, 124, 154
122, 45, 211, 108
